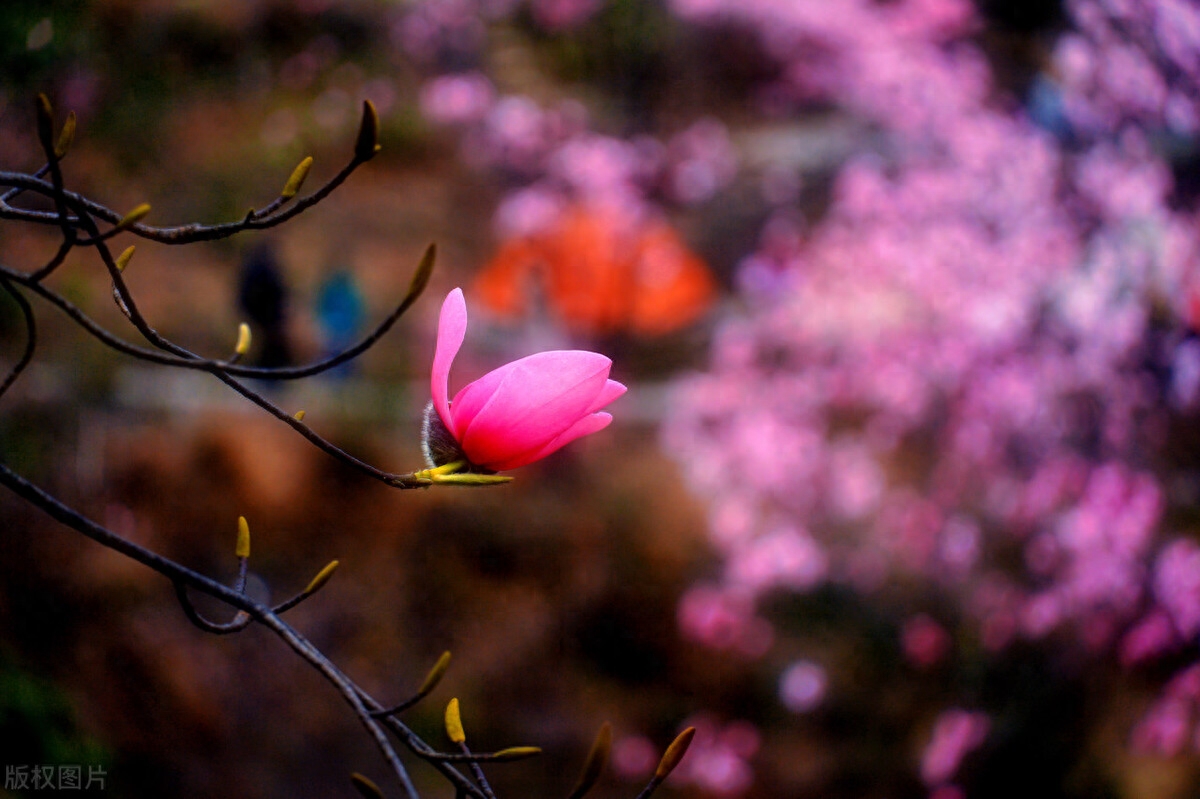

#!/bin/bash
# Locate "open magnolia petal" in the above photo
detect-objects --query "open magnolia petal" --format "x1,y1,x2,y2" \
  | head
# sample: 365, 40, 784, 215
449, 364, 512, 440
587, 379, 627, 414
432, 287, 469, 433
458, 352, 612, 466
491, 412, 614, 471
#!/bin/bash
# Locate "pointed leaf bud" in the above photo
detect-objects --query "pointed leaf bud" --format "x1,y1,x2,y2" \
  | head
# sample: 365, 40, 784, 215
294, 410, 306, 422
654, 727, 696, 780
304, 560, 340, 594
115, 245, 135, 273
55, 111, 76, 159
405, 243, 437, 306
417, 651, 452, 697
236, 515, 251, 559
491, 746, 542, 762
35, 94, 54, 152
350, 773, 385, 799
281, 156, 313, 200
431, 472, 513, 486
567, 723, 611, 799
114, 203, 151, 232
445, 697, 466, 744
355, 100, 380, 161
235, 323, 252, 356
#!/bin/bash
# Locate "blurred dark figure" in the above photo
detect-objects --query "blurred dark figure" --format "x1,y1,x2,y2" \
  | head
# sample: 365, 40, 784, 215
237, 241, 294, 369
313, 267, 366, 379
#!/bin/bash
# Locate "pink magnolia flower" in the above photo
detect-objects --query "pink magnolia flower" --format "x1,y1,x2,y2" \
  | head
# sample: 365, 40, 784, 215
424, 288, 625, 471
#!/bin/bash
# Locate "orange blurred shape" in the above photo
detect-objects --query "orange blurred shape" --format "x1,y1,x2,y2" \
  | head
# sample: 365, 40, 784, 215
474, 205, 716, 336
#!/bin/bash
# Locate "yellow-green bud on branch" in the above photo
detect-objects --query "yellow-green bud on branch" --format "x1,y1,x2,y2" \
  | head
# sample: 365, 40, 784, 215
654, 727, 696, 780
35, 94, 54, 152
355, 100, 380, 161
445, 698, 466, 744
417, 651, 452, 697
281, 156, 313, 200
115, 246, 135, 273
422, 460, 465, 477
491, 746, 542, 762
114, 203, 151, 232
568, 722, 612, 799
304, 560, 339, 595
55, 111, 76, 159
235, 323, 252, 357
293, 410, 306, 422
431, 472, 513, 486
349, 773, 385, 799
405, 243, 437, 306
413, 460, 514, 486
236, 515, 251, 559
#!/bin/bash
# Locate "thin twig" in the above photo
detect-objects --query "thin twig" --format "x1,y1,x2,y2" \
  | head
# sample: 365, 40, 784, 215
458, 741, 498, 799
0, 153, 367, 245
0, 277, 36, 400
0, 162, 48, 203
0, 257, 429, 384
30, 98, 78, 284
371, 713, 488, 799
174, 582, 253, 635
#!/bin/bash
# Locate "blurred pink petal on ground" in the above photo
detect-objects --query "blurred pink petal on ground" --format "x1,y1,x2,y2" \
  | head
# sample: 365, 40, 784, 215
920, 709, 990, 787
429, 288, 625, 471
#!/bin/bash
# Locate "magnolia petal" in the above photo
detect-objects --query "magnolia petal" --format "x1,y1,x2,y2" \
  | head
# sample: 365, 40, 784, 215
432, 288, 469, 435
459, 350, 612, 466
449, 361, 521, 436
452, 365, 624, 433
587, 379, 627, 413
490, 412, 613, 471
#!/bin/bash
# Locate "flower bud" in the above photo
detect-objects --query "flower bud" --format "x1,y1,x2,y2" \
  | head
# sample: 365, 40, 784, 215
355, 100, 380, 161
281, 156, 313, 200
445, 697, 466, 744
236, 516, 251, 559
427, 289, 625, 472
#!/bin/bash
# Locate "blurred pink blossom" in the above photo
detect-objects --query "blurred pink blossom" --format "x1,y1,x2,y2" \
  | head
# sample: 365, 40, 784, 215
920, 709, 989, 787
1131, 696, 1192, 756
419, 72, 496, 125
779, 660, 827, 712
1154, 538, 1200, 638
612, 735, 658, 781
929, 786, 966, 799
660, 0, 1200, 777
662, 119, 739, 205
528, 0, 603, 30
1119, 610, 1180, 667
492, 186, 565, 239
902, 614, 951, 669
677, 585, 774, 657
1131, 664, 1200, 756
669, 716, 759, 797
727, 526, 828, 592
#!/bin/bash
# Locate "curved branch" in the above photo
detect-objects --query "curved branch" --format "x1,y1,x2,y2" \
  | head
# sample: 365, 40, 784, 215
0, 277, 36, 401
39, 198, 432, 490
0, 162, 48, 204
0, 260, 429, 489
0, 252, 433, 382
31, 99, 77, 282
0, 461, 418, 798
0, 150, 369, 246
174, 581, 253, 635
